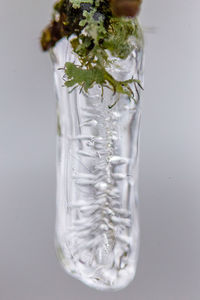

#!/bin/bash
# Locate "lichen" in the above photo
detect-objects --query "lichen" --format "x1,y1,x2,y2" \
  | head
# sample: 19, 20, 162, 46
40, 0, 143, 107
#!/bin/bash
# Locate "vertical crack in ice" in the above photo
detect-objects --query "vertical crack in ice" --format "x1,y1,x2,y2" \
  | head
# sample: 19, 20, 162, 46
70, 96, 132, 271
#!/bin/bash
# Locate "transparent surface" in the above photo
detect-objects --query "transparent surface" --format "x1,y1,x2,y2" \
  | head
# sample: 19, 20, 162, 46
51, 36, 143, 290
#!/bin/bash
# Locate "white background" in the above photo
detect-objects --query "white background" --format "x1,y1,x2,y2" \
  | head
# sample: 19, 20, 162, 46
1, 0, 200, 299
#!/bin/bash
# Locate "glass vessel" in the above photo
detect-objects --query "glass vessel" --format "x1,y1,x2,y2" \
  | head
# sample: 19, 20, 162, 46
51, 32, 144, 290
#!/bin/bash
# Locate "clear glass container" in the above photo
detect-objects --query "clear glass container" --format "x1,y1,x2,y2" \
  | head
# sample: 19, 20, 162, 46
51, 31, 144, 290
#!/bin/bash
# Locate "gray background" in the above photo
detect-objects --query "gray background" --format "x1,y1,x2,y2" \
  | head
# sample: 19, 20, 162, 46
1, 0, 200, 299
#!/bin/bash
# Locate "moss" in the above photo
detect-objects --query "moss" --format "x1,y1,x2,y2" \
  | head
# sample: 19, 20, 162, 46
40, 0, 143, 107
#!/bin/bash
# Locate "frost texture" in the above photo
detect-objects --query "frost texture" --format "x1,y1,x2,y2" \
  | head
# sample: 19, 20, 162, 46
52, 37, 143, 290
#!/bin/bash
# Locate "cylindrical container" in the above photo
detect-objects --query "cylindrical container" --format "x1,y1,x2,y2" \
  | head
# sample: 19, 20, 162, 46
51, 30, 143, 290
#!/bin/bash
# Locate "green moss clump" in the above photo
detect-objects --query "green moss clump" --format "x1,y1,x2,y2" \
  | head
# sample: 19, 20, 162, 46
40, 0, 143, 107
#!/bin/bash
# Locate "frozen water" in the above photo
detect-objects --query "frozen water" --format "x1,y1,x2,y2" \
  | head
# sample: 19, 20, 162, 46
52, 36, 143, 290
